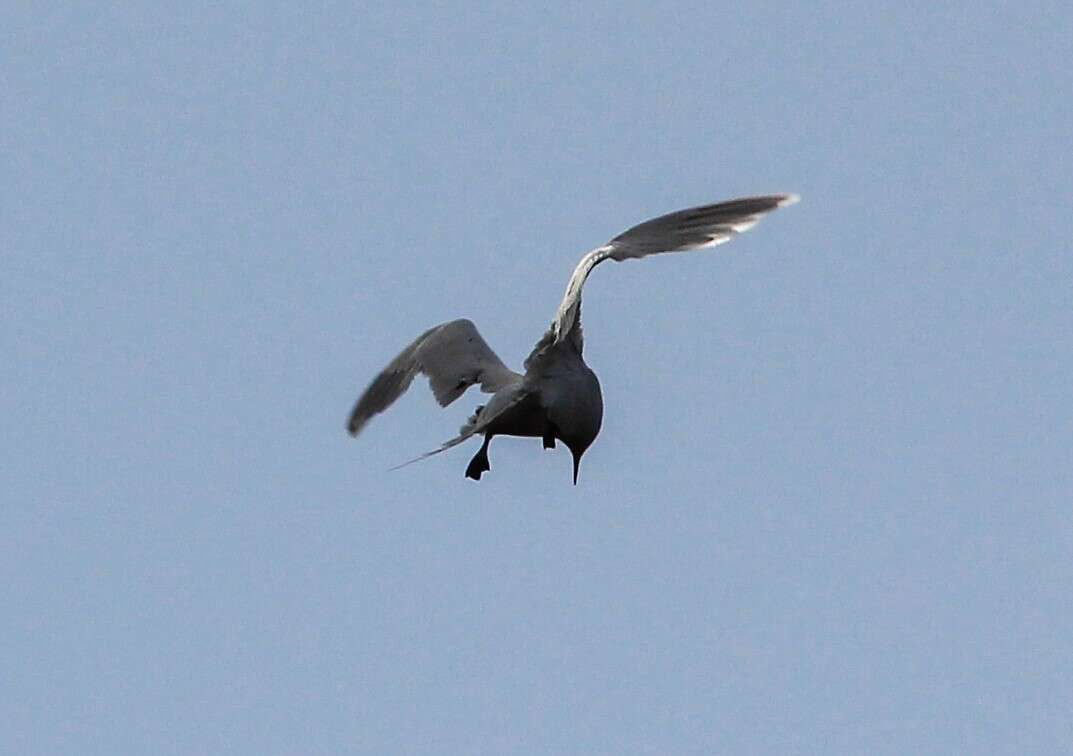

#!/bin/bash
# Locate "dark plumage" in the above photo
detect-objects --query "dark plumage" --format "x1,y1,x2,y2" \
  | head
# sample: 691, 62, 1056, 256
347, 194, 798, 483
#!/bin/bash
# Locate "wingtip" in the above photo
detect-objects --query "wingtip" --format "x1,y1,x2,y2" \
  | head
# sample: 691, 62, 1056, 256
387, 453, 427, 472
778, 193, 801, 207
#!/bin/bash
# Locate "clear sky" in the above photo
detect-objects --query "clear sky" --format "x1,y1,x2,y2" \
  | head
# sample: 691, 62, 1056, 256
4, 3, 1071, 754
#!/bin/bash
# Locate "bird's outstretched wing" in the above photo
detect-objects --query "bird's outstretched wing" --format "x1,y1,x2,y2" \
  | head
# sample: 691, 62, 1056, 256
527, 194, 799, 366
347, 318, 521, 437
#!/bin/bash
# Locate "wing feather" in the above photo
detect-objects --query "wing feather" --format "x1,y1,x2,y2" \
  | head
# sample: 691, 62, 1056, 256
388, 383, 533, 470
536, 194, 799, 356
347, 318, 520, 437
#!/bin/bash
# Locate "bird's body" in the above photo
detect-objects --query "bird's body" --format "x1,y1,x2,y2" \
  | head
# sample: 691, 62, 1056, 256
347, 194, 797, 482
461, 337, 603, 483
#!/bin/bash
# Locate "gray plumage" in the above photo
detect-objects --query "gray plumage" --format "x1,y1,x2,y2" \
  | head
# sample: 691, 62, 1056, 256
346, 319, 520, 437
347, 193, 799, 483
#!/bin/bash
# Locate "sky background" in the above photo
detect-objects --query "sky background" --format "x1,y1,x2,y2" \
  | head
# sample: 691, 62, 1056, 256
4, 2, 1072, 754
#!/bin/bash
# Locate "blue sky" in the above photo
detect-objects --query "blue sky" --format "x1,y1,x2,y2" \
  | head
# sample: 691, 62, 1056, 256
4, 3, 1071, 753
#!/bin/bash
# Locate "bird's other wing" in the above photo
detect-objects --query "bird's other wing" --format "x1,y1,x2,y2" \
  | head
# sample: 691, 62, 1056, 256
528, 194, 799, 366
347, 318, 521, 437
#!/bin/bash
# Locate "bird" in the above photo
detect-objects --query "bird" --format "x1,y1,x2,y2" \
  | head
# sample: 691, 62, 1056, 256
347, 194, 799, 483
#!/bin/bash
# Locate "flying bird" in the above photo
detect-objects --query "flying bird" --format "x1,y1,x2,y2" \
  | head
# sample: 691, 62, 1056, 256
347, 194, 799, 483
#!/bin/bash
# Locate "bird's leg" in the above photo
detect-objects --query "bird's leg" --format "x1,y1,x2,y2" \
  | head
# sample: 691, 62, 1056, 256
542, 421, 557, 450
465, 434, 492, 481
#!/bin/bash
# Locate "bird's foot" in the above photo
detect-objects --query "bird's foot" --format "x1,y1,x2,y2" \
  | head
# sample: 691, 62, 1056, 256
465, 448, 490, 481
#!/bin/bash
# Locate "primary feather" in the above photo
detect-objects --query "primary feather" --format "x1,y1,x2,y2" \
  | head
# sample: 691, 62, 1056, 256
347, 318, 520, 437
546, 194, 799, 351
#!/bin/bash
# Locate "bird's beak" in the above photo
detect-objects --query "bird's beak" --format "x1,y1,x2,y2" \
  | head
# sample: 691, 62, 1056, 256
572, 451, 581, 485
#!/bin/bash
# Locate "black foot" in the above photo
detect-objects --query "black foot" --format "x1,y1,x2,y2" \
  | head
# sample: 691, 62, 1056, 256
465, 447, 490, 481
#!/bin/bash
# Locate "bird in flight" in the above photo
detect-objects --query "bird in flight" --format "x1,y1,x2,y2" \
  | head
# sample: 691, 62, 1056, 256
347, 194, 799, 483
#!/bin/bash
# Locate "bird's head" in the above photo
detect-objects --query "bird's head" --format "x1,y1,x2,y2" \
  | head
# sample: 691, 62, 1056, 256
560, 390, 602, 485
566, 437, 593, 485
